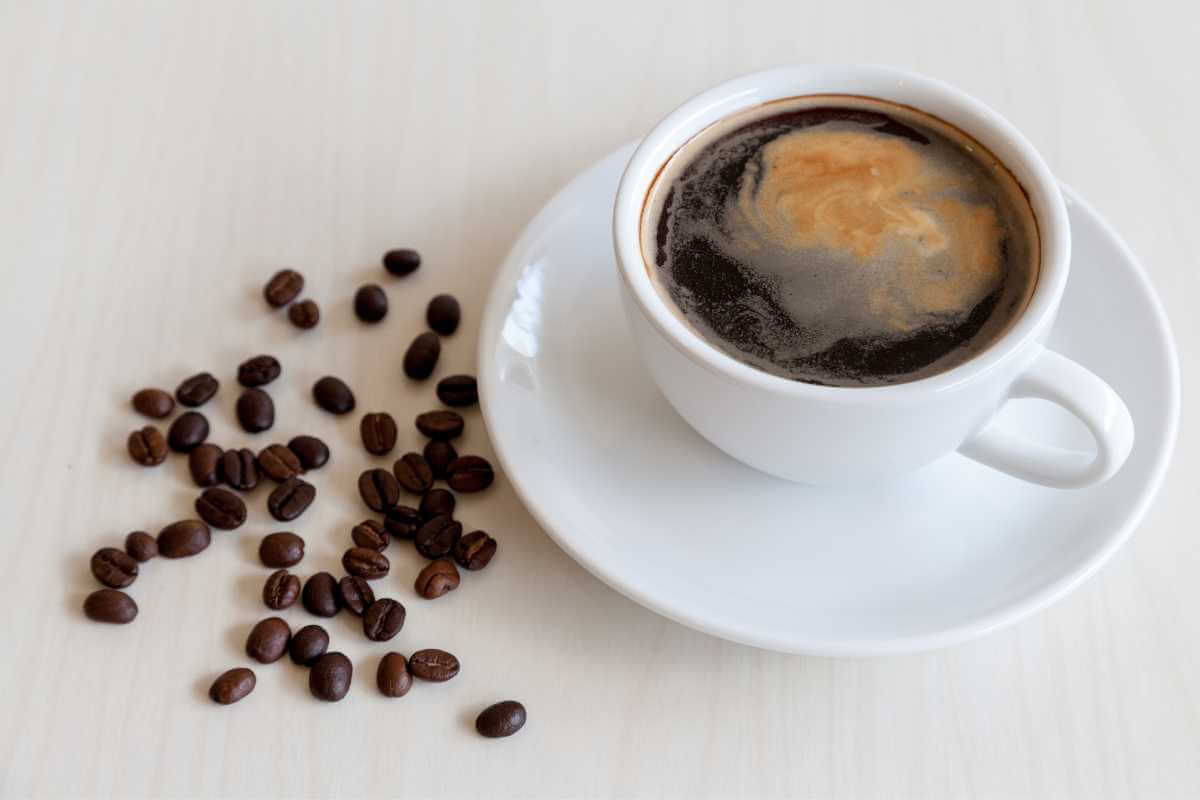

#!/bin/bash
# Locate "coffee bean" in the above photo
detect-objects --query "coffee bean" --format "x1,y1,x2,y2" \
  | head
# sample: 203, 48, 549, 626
415, 559, 459, 599
220, 448, 260, 491
354, 284, 388, 322
415, 409, 463, 440
289, 625, 329, 666
476, 701, 527, 738
267, 477, 315, 521
377, 652, 413, 697
408, 648, 459, 682
245, 617, 291, 664
454, 531, 497, 571
188, 443, 224, 487
383, 506, 422, 539
124, 531, 157, 562
209, 668, 255, 705
128, 425, 168, 466
195, 487, 247, 530
382, 248, 420, 276
157, 519, 211, 558
90, 547, 138, 588
84, 589, 137, 623
358, 468, 400, 512
403, 331, 440, 380
175, 373, 219, 407
259, 532, 305, 567
393, 452, 433, 494
167, 411, 209, 453
287, 298, 320, 328
337, 575, 375, 616
426, 294, 461, 335
131, 388, 174, 418
363, 598, 406, 641
236, 388, 275, 433
302, 572, 341, 617
436, 374, 478, 407
418, 489, 456, 521
257, 443, 302, 482
312, 375, 355, 414
287, 435, 328, 470
446, 455, 495, 492
360, 412, 398, 455
423, 440, 457, 479
342, 547, 389, 580
237, 355, 281, 387
263, 569, 300, 610
351, 520, 389, 551
309, 652, 352, 701
415, 515, 462, 560
264, 269, 304, 307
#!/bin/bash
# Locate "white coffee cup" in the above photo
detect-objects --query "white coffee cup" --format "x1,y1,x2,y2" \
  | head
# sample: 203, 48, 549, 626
613, 64, 1133, 488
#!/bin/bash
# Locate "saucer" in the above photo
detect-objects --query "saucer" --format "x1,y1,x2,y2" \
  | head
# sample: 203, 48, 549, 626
478, 142, 1180, 656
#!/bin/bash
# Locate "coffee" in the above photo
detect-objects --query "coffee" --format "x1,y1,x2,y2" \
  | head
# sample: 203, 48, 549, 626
642, 95, 1040, 386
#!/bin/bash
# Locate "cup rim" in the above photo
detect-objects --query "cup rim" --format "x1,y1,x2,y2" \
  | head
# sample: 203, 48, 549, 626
613, 64, 1071, 400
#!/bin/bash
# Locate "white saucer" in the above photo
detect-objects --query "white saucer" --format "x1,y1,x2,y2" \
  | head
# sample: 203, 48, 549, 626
478, 142, 1180, 656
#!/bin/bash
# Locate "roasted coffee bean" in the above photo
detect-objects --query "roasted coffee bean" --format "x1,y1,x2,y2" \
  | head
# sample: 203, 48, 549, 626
289, 625, 329, 666
157, 519, 211, 558
360, 412, 398, 455
195, 487, 247, 530
259, 532, 305, 567
90, 547, 138, 589
414, 515, 462, 560
245, 617, 291, 663
382, 248, 420, 276
124, 531, 158, 562
264, 268, 304, 307
358, 468, 400, 512
476, 701, 527, 738
288, 298, 320, 329
415, 559, 459, 599
237, 355, 281, 387
263, 569, 301, 610
363, 598, 406, 641
267, 477, 315, 521
402, 331, 440, 380
210, 668, 255, 704
128, 425, 168, 466
408, 648, 459, 682
393, 452, 433, 494
188, 443, 224, 487
287, 435, 328, 470
454, 531, 497, 571
257, 443, 302, 482
337, 575, 375, 616
312, 375, 355, 415
236, 388, 274, 433
131, 388, 174, 418
426, 294, 461, 336
302, 572, 341, 617
423, 440, 457, 479
84, 589, 137, 623
415, 409, 463, 441
383, 506, 422, 539
175, 372, 219, 407
418, 489, 456, 521
351, 520, 389, 551
446, 455, 495, 492
342, 547, 389, 580
168, 411, 209, 453
220, 448, 260, 491
354, 284, 388, 322
376, 652, 413, 697
309, 652, 352, 701
436, 374, 478, 407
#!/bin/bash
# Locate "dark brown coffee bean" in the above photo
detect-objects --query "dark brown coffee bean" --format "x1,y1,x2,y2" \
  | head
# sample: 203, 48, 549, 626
415, 559, 459, 599
408, 648, 459, 681
236, 388, 274, 433
84, 589, 137, 623
415, 515, 462, 559
257, 443, 302, 482
454, 530, 497, 571
195, 487, 247, 530
358, 468, 400, 512
446, 455, 495, 492
157, 519, 211, 558
288, 298, 320, 329
426, 294, 461, 335
302, 572, 341, 617
220, 448, 259, 491
342, 547, 389, 580
210, 668, 255, 704
167, 411, 209, 453
309, 652, 352, 701
259, 532, 305, 567
351, 520, 389, 551
237, 355, 281, 387
128, 425, 168, 466
267, 477, 315, 521
263, 569, 300, 610
188, 443, 223, 487
312, 376, 355, 414
264, 269, 304, 307
354, 284, 388, 322
289, 625, 329, 666
393, 452, 433, 494
360, 412, 398, 455
377, 652, 413, 697
476, 701, 526, 738
124, 531, 157, 562
363, 598, 406, 641
287, 435, 328, 470
423, 440, 457, 479
245, 617, 291, 663
90, 547, 138, 588
383, 248, 420, 276
418, 489, 456, 521
131, 388, 174, 418
175, 372, 219, 407
415, 409, 463, 440
403, 331, 440, 380
436, 374, 478, 407
337, 575, 375, 616
383, 506, 422, 539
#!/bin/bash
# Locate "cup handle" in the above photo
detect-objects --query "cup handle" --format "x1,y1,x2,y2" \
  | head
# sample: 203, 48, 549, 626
958, 347, 1134, 488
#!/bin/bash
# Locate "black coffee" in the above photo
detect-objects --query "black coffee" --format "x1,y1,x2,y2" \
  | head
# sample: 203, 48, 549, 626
643, 95, 1040, 386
